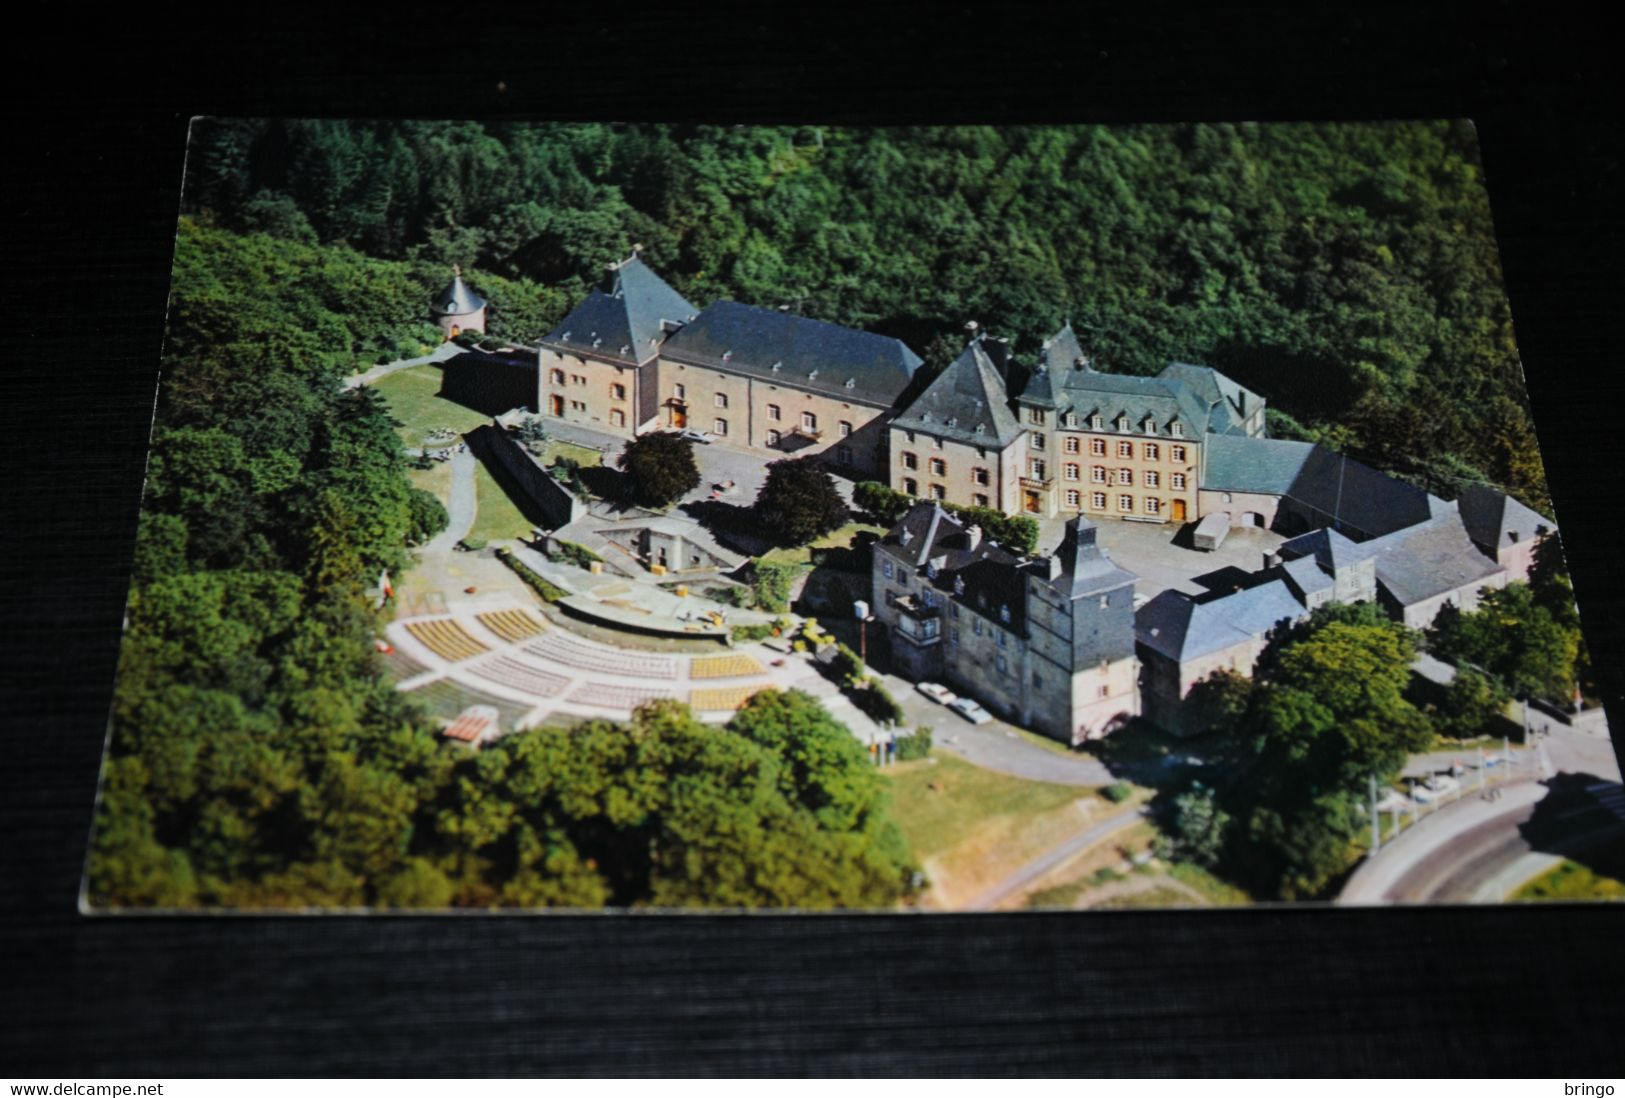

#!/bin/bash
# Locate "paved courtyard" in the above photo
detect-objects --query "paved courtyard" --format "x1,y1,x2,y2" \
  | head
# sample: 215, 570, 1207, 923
1035, 513, 1285, 601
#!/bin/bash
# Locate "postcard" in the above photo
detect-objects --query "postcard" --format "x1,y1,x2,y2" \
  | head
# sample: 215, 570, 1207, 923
83, 120, 1623, 912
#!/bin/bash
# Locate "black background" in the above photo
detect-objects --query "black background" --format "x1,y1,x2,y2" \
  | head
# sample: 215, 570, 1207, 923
4, 2, 1622, 1077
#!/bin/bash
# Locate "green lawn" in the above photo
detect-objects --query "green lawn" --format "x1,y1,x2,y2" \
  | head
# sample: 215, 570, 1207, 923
370, 366, 491, 449
542, 439, 603, 468
1166, 861, 1254, 906
468, 462, 537, 543
886, 753, 1088, 862
759, 522, 885, 567
1513, 859, 1625, 902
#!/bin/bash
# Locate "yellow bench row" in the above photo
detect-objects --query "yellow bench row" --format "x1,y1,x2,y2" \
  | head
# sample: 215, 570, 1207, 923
688, 653, 766, 679
404, 618, 489, 663
690, 684, 772, 712
476, 608, 548, 643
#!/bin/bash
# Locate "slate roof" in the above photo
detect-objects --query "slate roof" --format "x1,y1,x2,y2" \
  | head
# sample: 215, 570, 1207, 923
1037, 321, 1091, 375
1203, 434, 1445, 538
882, 503, 1031, 632
1278, 554, 1335, 597
540, 255, 699, 366
1135, 578, 1306, 662
1278, 526, 1366, 574
1360, 513, 1507, 607
431, 273, 487, 316
1158, 362, 1263, 436
1457, 484, 1554, 552
891, 339, 1025, 446
660, 300, 922, 406
1052, 368, 1215, 437
1052, 516, 1137, 599
1203, 434, 1317, 495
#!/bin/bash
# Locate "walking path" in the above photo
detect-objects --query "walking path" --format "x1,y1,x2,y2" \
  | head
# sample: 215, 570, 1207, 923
344, 342, 461, 389
966, 802, 1149, 911
423, 446, 477, 555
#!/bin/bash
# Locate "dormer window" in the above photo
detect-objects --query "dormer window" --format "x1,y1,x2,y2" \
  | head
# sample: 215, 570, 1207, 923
1143, 417, 1157, 435
808, 369, 819, 381
1170, 421, 1184, 437
771, 361, 782, 372
722, 350, 733, 362
1090, 414, 1102, 430
1116, 415, 1129, 432
844, 378, 856, 389
999, 604, 1011, 624
1064, 412, 1078, 428
954, 576, 965, 595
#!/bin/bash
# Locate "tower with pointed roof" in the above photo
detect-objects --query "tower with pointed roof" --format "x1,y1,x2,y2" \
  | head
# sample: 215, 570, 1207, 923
871, 503, 1140, 743
430, 265, 487, 340
536, 250, 699, 436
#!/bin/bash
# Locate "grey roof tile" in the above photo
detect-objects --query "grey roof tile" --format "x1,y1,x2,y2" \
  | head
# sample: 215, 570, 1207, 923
1457, 484, 1555, 551
541, 255, 699, 365
431, 273, 486, 316
892, 339, 1024, 446
660, 300, 922, 406
1136, 578, 1305, 662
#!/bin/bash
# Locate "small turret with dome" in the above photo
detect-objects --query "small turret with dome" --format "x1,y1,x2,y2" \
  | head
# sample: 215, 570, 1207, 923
430, 265, 487, 340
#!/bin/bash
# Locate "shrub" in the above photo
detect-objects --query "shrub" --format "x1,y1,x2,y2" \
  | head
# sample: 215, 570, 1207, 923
849, 483, 1039, 554
730, 623, 774, 644
617, 432, 700, 507
853, 681, 905, 727
495, 548, 568, 602
750, 560, 801, 612
406, 489, 449, 545
459, 537, 487, 551
853, 481, 912, 524
547, 539, 602, 569
895, 725, 933, 761
1102, 782, 1135, 804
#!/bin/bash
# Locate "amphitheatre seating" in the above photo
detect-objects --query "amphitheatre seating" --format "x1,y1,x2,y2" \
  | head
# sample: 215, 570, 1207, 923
404, 617, 490, 663
468, 655, 570, 698
567, 681, 686, 711
476, 608, 548, 644
521, 632, 678, 679
377, 644, 429, 680
690, 684, 773, 712
688, 653, 766, 680
404, 678, 532, 728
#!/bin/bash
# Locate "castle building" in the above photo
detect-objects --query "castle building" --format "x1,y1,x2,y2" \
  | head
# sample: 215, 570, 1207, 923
871, 504, 1140, 744
430, 267, 487, 340
535, 253, 920, 478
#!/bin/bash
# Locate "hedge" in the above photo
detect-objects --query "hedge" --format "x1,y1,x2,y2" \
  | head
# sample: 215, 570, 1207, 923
852, 481, 1040, 554
495, 548, 568, 603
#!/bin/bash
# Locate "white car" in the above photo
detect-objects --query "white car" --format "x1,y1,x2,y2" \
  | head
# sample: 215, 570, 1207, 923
679, 429, 712, 444
916, 682, 957, 706
949, 697, 993, 724
1412, 775, 1460, 803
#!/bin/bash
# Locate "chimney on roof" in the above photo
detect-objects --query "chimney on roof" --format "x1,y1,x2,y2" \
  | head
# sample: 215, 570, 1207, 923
1047, 554, 1064, 581
965, 525, 982, 551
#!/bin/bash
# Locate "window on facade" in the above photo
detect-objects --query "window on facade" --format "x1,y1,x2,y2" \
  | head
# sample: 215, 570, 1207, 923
1117, 468, 1133, 486
996, 654, 1008, 674
904, 430, 915, 443
570, 400, 586, 412
1065, 436, 1080, 454
1145, 470, 1159, 488
883, 560, 894, 579
1146, 497, 1161, 514
550, 369, 565, 385
767, 403, 781, 421
999, 605, 1011, 624
901, 451, 918, 470
1171, 472, 1186, 490
904, 478, 918, 495
931, 436, 943, 450
673, 383, 686, 400
1090, 438, 1106, 456
1119, 494, 1134, 512
929, 458, 946, 476
1145, 443, 1159, 461
609, 409, 625, 427
972, 467, 989, 486
1065, 463, 1079, 481
839, 421, 852, 437
974, 493, 989, 508
1091, 466, 1106, 484
1028, 407, 1045, 425
611, 383, 627, 400
1098, 684, 1110, 699
1032, 432, 1046, 450
572, 374, 587, 385
1117, 440, 1133, 458
715, 393, 728, 409
802, 411, 818, 431
838, 446, 853, 465
1091, 491, 1106, 508
767, 429, 781, 445
929, 484, 945, 501
1171, 445, 1186, 462
714, 418, 728, 435
1066, 489, 1080, 507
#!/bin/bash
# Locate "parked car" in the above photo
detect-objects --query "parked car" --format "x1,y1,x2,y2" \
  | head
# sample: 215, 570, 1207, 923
679, 429, 712, 444
916, 682, 957, 706
1412, 775, 1460, 803
948, 697, 993, 724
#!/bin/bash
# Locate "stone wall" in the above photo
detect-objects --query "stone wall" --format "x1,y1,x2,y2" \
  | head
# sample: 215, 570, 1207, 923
467, 423, 586, 532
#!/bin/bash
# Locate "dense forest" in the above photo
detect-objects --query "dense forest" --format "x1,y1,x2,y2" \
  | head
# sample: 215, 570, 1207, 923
89, 221, 915, 909
186, 119, 1550, 513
